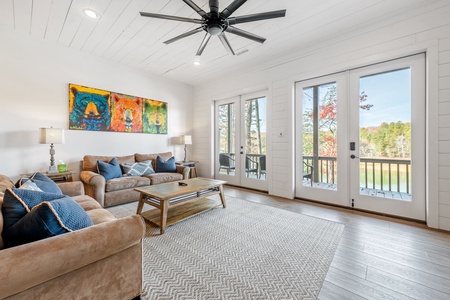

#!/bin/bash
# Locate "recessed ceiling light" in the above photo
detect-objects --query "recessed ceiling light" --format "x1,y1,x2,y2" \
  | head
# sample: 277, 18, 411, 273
83, 8, 99, 19
193, 61, 201, 66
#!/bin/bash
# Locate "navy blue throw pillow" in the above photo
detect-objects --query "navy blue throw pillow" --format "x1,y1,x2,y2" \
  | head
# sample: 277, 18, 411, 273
97, 157, 122, 180
2, 188, 69, 232
3, 197, 93, 248
155, 156, 176, 173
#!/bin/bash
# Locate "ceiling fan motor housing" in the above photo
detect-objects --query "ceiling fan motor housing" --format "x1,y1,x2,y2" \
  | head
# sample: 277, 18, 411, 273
202, 13, 228, 36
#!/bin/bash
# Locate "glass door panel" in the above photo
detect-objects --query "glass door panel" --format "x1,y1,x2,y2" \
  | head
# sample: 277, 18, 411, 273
218, 102, 236, 177
296, 73, 349, 206
243, 96, 267, 182
349, 54, 425, 220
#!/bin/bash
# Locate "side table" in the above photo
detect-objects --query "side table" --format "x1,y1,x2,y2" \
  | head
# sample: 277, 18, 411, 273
176, 161, 197, 178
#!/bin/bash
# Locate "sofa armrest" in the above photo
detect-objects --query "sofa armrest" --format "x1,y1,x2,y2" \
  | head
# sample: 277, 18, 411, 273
80, 170, 106, 206
176, 165, 190, 179
57, 181, 85, 197
0, 214, 146, 299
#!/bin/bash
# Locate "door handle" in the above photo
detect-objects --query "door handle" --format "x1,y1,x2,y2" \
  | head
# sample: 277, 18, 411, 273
350, 154, 359, 159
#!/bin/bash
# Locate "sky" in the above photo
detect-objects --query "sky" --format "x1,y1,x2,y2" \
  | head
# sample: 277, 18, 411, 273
359, 68, 411, 128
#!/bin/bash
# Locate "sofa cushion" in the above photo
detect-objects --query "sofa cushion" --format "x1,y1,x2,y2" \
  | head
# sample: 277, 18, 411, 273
73, 195, 103, 211
155, 156, 176, 173
135, 152, 172, 171
105, 176, 150, 192
121, 160, 155, 176
83, 154, 135, 172
86, 208, 116, 225
97, 158, 122, 180
2, 188, 70, 232
3, 197, 93, 248
17, 172, 62, 195
145, 172, 183, 185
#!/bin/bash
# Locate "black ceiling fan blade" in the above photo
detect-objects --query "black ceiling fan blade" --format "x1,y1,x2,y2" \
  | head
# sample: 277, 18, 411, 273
196, 33, 212, 56
210, 0, 219, 17
227, 9, 286, 25
225, 26, 266, 43
221, 0, 247, 19
139, 11, 202, 24
218, 33, 235, 55
163, 27, 204, 44
183, 0, 207, 17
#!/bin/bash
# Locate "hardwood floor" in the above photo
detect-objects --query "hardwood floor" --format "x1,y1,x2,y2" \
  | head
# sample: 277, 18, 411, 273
223, 185, 450, 300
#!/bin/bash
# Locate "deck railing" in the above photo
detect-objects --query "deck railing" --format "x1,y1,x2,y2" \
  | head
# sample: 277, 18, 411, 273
303, 156, 411, 194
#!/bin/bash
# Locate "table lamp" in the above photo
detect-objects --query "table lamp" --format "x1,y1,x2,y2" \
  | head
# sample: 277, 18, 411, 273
180, 135, 192, 163
39, 127, 65, 174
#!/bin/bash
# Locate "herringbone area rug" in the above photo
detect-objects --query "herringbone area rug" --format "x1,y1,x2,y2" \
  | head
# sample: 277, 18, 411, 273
108, 197, 344, 300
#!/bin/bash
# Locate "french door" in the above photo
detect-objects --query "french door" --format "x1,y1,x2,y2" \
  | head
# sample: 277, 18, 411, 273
296, 54, 426, 220
348, 54, 425, 220
214, 91, 268, 191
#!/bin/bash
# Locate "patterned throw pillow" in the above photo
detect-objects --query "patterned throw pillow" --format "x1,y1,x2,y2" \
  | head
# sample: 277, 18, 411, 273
121, 160, 155, 176
97, 157, 122, 180
3, 197, 93, 248
19, 180, 43, 192
155, 156, 177, 173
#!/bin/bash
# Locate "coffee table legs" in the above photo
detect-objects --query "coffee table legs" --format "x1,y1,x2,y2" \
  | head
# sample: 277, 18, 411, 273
160, 199, 169, 234
136, 194, 145, 214
219, 185, 227, 208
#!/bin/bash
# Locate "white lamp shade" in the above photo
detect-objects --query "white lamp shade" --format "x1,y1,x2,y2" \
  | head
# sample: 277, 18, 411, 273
180, 135, 192, 145
39, 128, 65, 144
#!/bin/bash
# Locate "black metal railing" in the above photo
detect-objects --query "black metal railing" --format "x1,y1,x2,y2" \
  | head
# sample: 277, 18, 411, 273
303, 156, 411, 193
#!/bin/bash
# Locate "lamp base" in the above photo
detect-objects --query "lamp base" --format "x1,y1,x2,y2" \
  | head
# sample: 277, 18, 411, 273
48, 165, 58, 174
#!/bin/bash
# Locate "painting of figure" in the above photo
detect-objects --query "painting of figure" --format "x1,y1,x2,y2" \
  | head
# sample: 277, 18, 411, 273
69, 84, 111, 131
110, 93, 143, 133
143, 99, 168, 134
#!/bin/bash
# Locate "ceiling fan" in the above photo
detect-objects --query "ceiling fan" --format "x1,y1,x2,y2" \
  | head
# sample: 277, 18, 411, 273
140, 0, 286, 56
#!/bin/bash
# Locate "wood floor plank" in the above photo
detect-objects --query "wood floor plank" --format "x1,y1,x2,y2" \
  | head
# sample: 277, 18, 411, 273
366, 267, 450, 300
363, 244, 450, 280
326, 267, 413, 300
330, 255, 368, 279
335, 245, 450, 295
318, 281, 366, 300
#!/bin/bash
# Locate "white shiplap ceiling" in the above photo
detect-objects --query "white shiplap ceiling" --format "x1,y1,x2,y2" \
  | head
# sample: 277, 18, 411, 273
0, 0, 438, 86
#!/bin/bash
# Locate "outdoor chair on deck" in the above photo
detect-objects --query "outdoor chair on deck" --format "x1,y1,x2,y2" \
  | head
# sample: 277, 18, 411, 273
258, 155, 266, 179
303, 161, 314, 186
245, 156, 259, 178
219, 153, 235, 174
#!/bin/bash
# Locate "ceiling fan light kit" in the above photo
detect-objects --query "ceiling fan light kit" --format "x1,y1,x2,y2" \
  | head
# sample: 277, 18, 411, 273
140, 0, 286, 56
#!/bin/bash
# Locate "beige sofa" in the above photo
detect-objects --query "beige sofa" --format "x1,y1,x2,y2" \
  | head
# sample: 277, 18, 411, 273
81, 152, 190, 207
0, 174, 146, 299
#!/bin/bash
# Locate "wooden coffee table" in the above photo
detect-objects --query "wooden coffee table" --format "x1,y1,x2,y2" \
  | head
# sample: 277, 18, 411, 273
135, 178, 227, 234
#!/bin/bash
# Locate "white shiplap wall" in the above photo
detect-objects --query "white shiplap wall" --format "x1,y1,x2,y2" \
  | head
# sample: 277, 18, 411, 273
192, 1, 450, 230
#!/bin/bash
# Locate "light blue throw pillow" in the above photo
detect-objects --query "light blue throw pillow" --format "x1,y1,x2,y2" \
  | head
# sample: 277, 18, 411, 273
17, 172, 62, 195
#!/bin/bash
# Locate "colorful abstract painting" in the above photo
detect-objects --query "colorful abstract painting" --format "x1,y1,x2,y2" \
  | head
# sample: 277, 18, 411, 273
110, 93, 143, 133
68, 84, 167, 134
69, 84, 111, 131
143, 99, 168, 134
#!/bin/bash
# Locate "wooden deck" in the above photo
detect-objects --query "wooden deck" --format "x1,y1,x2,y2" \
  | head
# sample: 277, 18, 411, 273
303, 180, 411, 200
